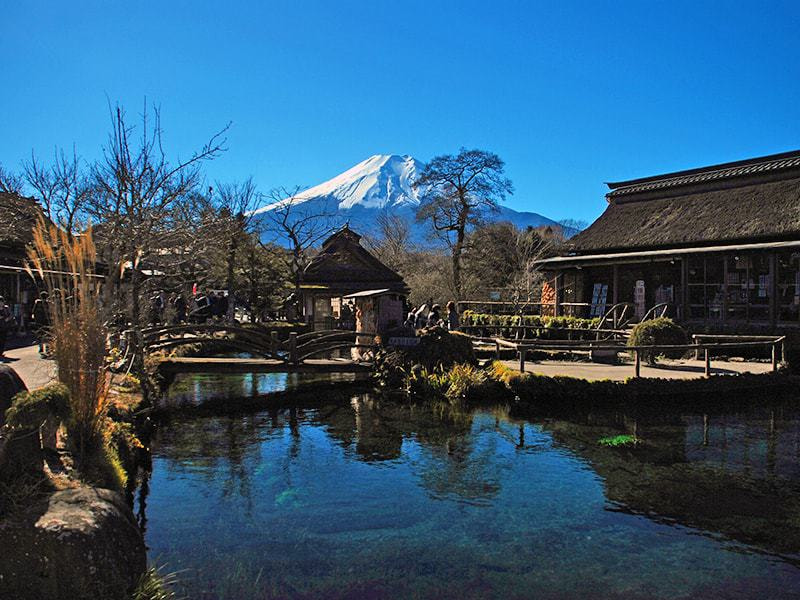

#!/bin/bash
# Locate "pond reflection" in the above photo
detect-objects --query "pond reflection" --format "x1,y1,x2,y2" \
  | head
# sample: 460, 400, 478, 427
139, 388, 800, 599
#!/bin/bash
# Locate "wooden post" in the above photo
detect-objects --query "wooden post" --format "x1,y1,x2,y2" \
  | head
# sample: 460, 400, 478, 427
495, 340, 500, 360
704, 348, 711, 377
553, 274, 561, 317
289, 332, 298, 363
612, 264, 619, 306
680, 257, 688, 321
634, 349, 640, 378
772, 342, 778, 372
270, 331, 279, 356
769, 252, 777, 326
519, 347, 526, 373
693, 335, 701, 360
722, 258, 728, 323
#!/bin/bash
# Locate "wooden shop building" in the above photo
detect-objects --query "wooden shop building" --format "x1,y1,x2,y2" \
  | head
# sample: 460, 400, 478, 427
538, 150, 800, 331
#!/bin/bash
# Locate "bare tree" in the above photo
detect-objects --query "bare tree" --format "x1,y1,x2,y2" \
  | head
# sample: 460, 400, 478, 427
258, 186, 341, 293
414, 148, 513, 300
363, 210, 414, 272
557, 218, 588, 238
0, 163, 40, 243
464, 222, 550, 311
24, 146, 91, 235
213, 178, 259, 320
0, 163, 24, 194
88, 102, 228, 332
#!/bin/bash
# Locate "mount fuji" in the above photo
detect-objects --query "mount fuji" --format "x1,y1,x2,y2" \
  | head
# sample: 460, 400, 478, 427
252, 154, 559, 244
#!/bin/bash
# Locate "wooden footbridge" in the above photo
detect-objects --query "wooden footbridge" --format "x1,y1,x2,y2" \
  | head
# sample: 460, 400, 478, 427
142, 324, 376, 375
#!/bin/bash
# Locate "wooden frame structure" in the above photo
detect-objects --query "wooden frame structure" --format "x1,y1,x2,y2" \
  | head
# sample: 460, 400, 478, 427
538, 150, 800, 332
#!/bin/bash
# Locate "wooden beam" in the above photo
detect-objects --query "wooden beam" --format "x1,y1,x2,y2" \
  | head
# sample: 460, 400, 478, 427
681, 257, 688, 321
769, 252, 777, 327
156, 357, 373, 375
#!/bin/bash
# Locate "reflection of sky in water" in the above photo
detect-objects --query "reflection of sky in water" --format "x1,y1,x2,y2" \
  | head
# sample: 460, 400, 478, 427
139, 397, 800, 599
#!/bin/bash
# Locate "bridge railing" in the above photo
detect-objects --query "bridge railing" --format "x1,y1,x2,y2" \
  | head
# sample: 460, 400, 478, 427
143, 324, 379, 364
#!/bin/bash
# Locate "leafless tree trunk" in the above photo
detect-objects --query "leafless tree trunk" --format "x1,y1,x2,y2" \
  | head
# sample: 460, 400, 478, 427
414, 148, 513, 301
88, 102, 227, 401
258, 186, 341, 294
214, 178, 259, 322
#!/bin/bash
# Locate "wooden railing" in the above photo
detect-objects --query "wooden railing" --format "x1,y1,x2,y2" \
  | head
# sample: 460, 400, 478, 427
492, 336, 786, 378
142, 324, 378, 364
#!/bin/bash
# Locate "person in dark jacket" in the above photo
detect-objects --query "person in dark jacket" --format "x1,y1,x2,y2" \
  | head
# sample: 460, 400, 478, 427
172, 293, 188, 324
31, 291, 51, 353
0, 296, 15, 357
446, 301, 460, 331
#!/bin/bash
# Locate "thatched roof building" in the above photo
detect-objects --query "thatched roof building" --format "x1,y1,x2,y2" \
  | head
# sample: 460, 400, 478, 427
300, 226, 409, 331
539, 150, 800, 330
302, 226, 409, 296
568, 151, 800, 254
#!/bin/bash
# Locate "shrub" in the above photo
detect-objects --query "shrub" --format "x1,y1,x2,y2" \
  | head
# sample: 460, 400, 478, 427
374, 327, 476, 387
27, 219, 110, 456
443, 363, 489, 401
79, 439, 127, 492
627, 318, 688, 364
4, 384, 71, 431
131, 567, 179, 600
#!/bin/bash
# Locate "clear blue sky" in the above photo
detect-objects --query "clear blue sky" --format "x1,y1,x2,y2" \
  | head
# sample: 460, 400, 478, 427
2, 1, 799, 223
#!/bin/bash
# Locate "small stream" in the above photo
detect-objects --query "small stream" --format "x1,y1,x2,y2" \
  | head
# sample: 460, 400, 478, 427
137, 374, 800, 599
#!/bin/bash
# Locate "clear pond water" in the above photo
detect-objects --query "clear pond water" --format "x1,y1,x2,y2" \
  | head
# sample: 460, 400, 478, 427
139, 375, 800, 599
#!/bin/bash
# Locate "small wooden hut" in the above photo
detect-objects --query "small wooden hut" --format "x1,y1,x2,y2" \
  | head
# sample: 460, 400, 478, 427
301, 226, 409, 331
538, 150, 800, 332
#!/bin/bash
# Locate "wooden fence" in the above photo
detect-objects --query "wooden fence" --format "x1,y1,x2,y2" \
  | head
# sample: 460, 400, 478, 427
492, 336, 786, 378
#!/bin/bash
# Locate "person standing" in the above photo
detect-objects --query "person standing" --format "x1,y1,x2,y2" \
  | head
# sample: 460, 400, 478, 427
172, 293, 188, 324
427, 304, 442, 328
0, 296, 15, 357
31, 290, 51, 354
446, 301, 460, 331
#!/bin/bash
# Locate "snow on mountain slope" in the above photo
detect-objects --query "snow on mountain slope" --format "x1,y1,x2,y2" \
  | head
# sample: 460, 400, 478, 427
253, 154, 560, 244
253, 154, 422, 214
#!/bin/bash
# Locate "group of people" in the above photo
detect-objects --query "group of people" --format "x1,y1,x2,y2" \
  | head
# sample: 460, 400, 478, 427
0, 290, 52, 357
404, 301, 460, 331
149, 290, 232, 325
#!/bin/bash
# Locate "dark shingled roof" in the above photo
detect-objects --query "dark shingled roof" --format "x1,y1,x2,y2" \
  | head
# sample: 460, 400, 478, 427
569, 150, 800, 254
303, 226, 410, 294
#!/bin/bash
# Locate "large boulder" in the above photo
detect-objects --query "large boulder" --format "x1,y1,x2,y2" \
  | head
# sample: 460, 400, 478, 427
0, 486, 147, 600
0, 364, 27, 425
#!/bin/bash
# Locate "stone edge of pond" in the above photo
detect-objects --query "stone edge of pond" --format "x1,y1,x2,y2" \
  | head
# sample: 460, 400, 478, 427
489, 363, 800, 414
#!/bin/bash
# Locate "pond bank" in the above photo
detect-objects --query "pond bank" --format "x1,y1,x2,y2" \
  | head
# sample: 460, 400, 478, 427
495, 357, 776, 381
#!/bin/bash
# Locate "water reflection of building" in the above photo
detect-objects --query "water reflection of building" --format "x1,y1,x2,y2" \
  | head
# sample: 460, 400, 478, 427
544, 409, 800, 556
307, 396, 508, 503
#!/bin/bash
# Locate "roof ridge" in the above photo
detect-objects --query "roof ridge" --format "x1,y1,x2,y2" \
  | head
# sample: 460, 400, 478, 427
607, 151, 800, 198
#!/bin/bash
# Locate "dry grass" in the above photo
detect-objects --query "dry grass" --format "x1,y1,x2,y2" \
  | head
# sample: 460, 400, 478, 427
26, 219, 110, 455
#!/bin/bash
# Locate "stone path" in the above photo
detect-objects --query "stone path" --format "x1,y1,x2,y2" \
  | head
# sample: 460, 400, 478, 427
498, 358, 775, 381
3, 342, 56, 390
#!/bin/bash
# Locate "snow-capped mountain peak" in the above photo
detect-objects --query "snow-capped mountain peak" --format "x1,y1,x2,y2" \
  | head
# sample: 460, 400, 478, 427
252, 153, 560, 245
253, 154, 423, 214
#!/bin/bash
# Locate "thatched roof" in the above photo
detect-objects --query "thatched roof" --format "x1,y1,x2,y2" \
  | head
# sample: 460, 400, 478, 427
569, 150, 800, 254
302, 226, 410, 295
0, 192, 47, 255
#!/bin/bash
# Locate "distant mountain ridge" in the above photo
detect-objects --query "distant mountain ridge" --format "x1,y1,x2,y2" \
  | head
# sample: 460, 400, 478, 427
252, 154, 559, 244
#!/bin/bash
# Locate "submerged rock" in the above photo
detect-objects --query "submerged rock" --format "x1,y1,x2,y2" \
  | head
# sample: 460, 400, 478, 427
0, 486, 146, 600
